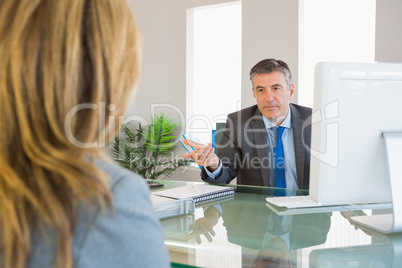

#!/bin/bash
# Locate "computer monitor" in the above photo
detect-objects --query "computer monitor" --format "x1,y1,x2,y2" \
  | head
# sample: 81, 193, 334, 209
309, 61, 402, 233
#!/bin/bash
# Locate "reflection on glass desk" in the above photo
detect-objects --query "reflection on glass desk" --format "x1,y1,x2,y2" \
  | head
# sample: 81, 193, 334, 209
152, 181, 401, 268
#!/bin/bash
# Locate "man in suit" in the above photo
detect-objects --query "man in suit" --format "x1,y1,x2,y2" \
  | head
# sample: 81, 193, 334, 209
183, 59, 312, 189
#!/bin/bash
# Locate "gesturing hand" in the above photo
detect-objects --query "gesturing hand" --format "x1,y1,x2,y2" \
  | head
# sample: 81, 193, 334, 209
181, 139, 220, 172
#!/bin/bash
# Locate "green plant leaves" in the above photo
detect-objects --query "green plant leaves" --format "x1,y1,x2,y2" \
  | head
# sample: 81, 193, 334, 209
112, 113, 192, 180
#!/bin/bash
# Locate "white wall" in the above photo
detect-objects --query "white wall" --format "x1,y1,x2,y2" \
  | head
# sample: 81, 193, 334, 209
241, 0, 299, 108
126, 0, 235, 128
375, 0, 402, 62
126, 0, 299, 125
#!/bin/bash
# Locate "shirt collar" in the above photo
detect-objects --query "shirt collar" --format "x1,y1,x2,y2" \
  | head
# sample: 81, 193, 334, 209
262, 108, 292, 130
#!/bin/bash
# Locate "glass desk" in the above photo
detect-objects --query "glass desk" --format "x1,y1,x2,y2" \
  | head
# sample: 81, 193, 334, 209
152, 181, 401, 268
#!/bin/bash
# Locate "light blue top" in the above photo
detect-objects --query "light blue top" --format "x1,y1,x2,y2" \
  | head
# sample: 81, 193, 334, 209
27, 159, 170, 268
205, 108, 299, 189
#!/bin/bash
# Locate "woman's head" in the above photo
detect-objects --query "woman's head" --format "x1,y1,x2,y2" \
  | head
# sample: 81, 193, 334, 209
0, 0, 140, 152
0, 1, 140, 268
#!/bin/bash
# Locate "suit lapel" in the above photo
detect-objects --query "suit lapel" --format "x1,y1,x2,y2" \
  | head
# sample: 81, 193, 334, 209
290, 104, 306, 188
249, 109, 270, 186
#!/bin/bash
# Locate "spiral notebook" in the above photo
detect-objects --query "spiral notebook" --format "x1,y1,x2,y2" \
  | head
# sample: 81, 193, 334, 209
195, 194, 234, 208
152, 184, 234, 204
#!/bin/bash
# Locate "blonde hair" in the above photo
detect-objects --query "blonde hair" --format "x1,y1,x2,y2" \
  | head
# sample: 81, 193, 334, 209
0, 0, 140, 268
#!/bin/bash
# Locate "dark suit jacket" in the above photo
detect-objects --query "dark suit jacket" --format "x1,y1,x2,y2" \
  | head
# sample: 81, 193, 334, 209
202, 104, 312, 189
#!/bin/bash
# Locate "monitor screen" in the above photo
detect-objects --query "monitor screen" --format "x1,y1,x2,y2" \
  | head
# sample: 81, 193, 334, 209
308, 61, 402, 205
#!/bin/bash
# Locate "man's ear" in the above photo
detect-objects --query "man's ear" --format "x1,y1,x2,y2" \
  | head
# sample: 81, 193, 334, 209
252, 88, 256, 99
289, 84, 295, 99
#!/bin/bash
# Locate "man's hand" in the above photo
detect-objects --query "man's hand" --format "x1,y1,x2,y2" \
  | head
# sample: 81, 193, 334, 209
181, 139, 220, 172
186, 206, 220, 244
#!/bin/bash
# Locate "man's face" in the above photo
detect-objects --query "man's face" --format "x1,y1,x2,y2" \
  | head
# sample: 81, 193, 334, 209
252, 71, 294, 125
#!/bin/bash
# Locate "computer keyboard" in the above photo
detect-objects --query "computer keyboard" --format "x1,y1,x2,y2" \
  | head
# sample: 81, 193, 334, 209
265, 195, 321, 209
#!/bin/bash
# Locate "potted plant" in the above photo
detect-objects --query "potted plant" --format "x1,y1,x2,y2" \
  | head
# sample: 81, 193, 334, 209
112, 113, 191, 180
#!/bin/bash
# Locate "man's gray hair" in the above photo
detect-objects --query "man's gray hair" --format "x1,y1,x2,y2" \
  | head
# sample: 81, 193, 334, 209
249, 59, 292, 89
